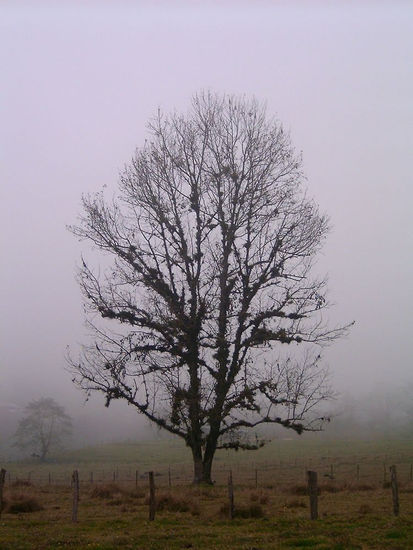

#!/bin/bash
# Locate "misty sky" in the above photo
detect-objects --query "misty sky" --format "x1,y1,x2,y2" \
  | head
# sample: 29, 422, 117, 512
1, 1, 412, 420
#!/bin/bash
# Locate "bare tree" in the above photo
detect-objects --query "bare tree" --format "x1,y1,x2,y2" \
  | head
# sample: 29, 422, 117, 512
69, 92, 350, 483
14, 398, 72, 461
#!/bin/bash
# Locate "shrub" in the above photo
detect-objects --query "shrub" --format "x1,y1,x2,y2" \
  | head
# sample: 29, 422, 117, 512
319, 483, 341, 493
287, 483, 342, 495
128, 489, 146, 499
90, 484, 123, 499
7, 497, 43, 514
285, 499, 306, 509
106, 498, 123, 506
348, 483, 375, 492
288, 484, 309, 496
219, 503, 265, 519
11, 479, 32, 488
198, 487, 218, 500
147, 493, 199, 515
358, 504, 373, 514
236, 504, 265, 518
249, 491, 270, 505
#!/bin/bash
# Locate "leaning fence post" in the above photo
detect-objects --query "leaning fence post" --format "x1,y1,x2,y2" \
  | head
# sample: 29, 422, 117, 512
149, 471, 156, 521
307, 470, 318, 520
390, 465, 399, 516
228, 470, 234, 520
72, 470, 79, 522
0, 468, 6, 519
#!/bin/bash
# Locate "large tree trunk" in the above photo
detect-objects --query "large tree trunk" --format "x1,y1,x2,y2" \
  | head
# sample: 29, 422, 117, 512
193, 455, 204, 484
192, 437, 217, 484
201, 456, 213, 484
192, 455, 214, 484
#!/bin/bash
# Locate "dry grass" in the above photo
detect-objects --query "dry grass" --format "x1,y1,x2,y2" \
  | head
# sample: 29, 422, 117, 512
288, 483, 311, 495
249, 490, 270, 505
284, 498, 307, 509
400, 483, 413, 494
219, 502, 265, 518
345, 482, 376, 491
2, 476, 413, 549
89, 483, 125, 499
3, 438, 413, 547
11, 479, 33, 488
358, 503, 373, 514
286, 481, 379, 496
153, 492, 200, 515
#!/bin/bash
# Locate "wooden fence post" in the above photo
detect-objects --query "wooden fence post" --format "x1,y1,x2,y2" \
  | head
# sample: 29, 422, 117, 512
0, 468, 6, 519
168, 466, 171, 488
228, 470, 234, 520
135, 470, 139, 489
255, 468, 258, 489
356, 464, 360, 481
90, 472, 93, 484
48, 472, 51, 485
72, 470, 79, 523
390, 465, 399, 516
383, 463, 387, 484
149, 471, 156, 521
307, 470, 318, 520
410, 464, 412, 482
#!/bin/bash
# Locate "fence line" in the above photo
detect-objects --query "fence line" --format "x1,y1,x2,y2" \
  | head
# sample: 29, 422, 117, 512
1, 465, 406, 523
3, 459, 413, 488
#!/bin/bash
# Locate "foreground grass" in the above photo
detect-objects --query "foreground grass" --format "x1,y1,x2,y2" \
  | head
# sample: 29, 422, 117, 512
2, 481, 413, 549
3, 438, 413, 548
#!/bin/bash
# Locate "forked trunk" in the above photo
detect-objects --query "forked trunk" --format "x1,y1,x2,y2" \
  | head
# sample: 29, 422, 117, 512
193, 456, 213, 484
192, 448, 214, 484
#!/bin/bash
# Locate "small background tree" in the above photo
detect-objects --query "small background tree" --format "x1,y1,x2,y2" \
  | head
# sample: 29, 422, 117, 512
69, 92, 350, 483
14, 398, 72, 461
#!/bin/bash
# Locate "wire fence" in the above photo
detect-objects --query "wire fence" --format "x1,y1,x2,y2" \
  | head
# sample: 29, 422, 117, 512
3, 458, 413, 488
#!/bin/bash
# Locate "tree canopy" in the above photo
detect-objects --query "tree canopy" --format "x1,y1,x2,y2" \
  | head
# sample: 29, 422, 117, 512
69, 92, 350, 483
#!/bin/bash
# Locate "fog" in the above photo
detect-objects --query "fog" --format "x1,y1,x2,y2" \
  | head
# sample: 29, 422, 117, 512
1, 1, 412, 454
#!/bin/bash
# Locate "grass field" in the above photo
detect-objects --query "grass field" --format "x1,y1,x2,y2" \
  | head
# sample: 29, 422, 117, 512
4, 436, 413, 486
2, 437, 413, 549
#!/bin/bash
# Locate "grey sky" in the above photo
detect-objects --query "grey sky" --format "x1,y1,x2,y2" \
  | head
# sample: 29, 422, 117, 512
1, 1, 412, 416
